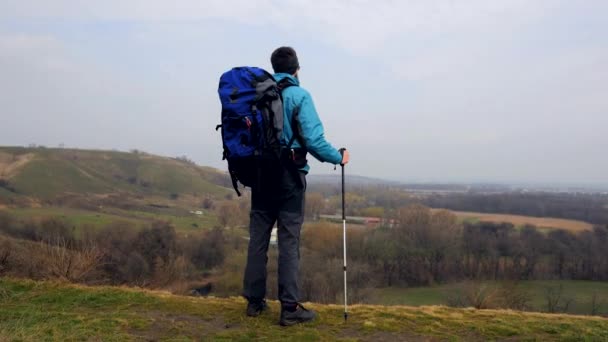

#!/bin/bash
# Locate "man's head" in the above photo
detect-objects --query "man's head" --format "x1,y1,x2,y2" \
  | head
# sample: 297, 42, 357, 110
271, 46, 300, 75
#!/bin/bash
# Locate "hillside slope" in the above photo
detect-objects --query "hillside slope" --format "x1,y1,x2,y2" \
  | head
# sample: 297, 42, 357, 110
0, 146, 231, 203
1, 278, 606, 341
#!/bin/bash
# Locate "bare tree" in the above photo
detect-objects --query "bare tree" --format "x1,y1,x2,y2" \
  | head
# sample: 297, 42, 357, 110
217, 201, 241, 228
496, 281, 531, 311
305, 192, 324, 221
544, 284, 574, 313
42, 238, 104, 282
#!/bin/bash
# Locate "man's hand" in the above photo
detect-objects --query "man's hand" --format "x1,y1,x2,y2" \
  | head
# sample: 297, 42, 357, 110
339, 148, 350, 165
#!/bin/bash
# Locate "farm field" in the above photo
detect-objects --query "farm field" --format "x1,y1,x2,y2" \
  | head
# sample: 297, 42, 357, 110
438, 210, 594, 232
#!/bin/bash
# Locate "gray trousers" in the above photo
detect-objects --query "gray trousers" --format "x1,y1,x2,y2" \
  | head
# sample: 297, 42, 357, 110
243, 165, 306, 305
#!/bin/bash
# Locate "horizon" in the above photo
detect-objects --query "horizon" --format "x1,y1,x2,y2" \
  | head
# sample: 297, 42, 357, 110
1, 1, 607, 184
4, 144, 608, 190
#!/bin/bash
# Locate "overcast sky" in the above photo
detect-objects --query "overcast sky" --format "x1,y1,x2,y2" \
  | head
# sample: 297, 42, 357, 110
1, 1, 607, 184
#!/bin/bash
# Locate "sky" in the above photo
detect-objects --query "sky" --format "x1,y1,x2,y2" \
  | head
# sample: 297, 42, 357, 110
1, 1, 607, 184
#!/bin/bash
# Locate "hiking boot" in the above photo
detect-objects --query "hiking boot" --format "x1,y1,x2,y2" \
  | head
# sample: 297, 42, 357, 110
279, 303, 316, 326
246, 299, 268, 317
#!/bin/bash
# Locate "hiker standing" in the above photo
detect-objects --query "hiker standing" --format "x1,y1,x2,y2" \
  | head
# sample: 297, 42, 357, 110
243, 47, 350, 325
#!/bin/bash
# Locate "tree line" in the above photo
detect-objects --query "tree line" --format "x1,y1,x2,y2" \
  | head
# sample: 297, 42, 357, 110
303, 187, 608, 225
0, 214, 230, 292
420, 192, 608, 224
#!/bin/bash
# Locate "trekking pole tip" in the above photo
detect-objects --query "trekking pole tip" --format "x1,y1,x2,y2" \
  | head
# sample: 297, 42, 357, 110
344, 312, 348, 322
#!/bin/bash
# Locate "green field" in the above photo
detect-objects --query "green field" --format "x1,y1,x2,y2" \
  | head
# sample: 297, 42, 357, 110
5, 207, 137, 227
1, 278, 607, 341
104, 207, 219, 231
370, 280, 608, 316
2, 206, 218, 233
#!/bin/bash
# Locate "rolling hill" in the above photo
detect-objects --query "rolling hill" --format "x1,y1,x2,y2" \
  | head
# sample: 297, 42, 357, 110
1, 278, 606, 341
0, 146, 232, 204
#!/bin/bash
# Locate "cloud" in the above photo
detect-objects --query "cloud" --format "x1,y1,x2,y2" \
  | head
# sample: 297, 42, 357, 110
0, 33, 73, 71
0, 30, 228, 163
0, 32, 145, 146
0, 1, 565, 80
0, 1, 545, 52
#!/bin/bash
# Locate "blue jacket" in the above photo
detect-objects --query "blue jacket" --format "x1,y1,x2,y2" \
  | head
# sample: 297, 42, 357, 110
274, 73, 343, 172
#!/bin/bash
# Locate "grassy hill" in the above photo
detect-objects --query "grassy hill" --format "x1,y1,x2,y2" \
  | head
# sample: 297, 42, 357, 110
0, 146, 231, 202
0, 146, 233, 232
1, 278, 607, 341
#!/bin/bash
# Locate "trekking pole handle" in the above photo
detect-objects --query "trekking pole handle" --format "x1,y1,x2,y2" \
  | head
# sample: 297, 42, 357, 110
339, 148, 347, 165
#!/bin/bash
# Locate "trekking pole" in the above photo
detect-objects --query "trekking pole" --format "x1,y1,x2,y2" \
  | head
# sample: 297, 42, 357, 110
340, 148, 348, 322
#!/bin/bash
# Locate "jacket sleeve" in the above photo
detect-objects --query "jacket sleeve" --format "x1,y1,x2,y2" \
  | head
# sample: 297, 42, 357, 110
297, 91, 343, 165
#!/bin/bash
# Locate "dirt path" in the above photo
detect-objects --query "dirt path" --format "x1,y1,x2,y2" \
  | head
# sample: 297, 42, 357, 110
0, 152, 34, 178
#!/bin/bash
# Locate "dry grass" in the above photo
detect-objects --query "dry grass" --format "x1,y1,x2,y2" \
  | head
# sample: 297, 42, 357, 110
439, 210, 593, 232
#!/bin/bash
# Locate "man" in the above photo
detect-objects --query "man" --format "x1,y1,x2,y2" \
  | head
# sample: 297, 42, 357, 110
243, 46, 350, 326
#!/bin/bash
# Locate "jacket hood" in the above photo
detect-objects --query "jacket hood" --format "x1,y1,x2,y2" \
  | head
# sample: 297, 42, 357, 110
273, 73, 300, 86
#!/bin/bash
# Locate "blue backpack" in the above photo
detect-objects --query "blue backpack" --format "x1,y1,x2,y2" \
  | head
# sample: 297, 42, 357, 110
217, 67, 297, 195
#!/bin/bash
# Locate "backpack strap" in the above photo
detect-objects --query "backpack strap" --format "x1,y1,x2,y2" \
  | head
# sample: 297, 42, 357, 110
286, 106, 301, 150
229, 169, 242, 197
277, 78, 305, 151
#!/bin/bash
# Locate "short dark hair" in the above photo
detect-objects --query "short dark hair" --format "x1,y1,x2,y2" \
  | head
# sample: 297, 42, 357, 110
270, 46, 300, 74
